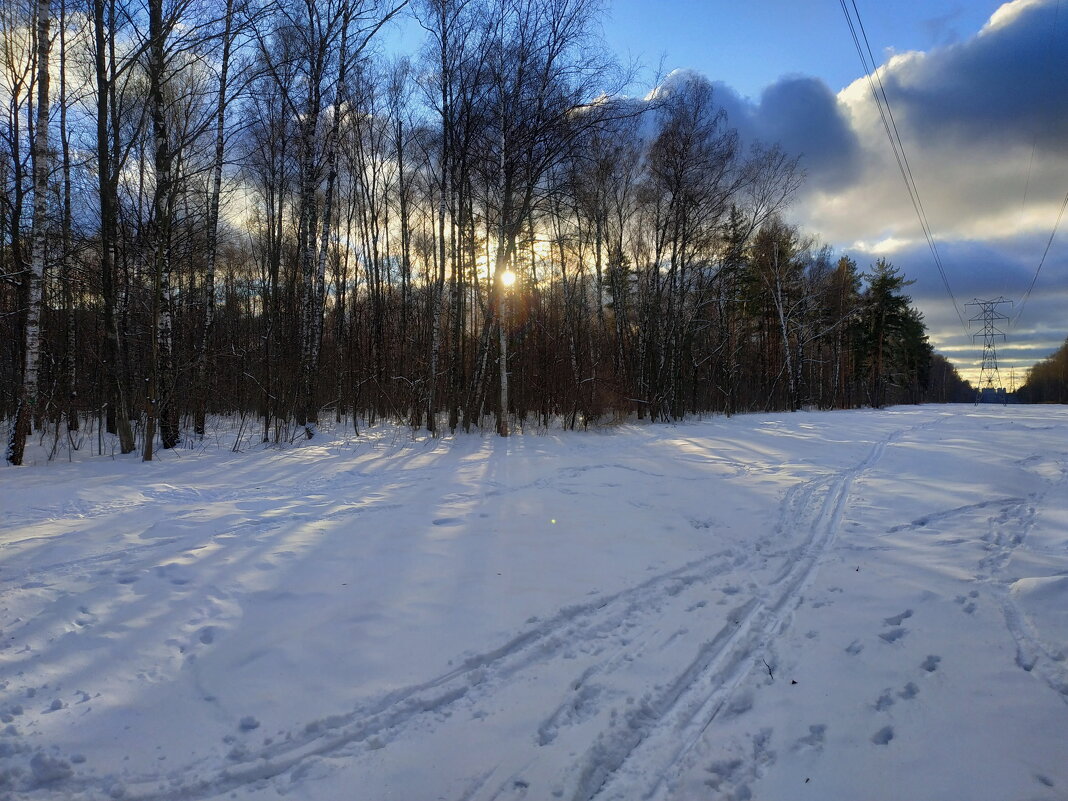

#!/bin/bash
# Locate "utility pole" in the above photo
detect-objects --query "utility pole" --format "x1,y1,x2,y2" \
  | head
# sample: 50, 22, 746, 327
966, 297, 1012, 405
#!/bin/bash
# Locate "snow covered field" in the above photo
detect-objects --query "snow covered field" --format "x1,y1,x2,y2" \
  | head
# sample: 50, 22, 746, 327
2, 404, 1067, 801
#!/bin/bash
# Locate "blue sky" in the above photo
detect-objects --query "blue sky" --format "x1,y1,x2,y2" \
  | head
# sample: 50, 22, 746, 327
601, 1, 1006, 99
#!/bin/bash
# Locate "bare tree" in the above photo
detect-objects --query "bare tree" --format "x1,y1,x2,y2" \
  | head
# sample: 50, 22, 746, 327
6, 0, 49, 465
193, 0, 242, 437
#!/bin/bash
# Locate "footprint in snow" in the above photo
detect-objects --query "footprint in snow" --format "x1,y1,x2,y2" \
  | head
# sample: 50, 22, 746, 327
74, 605, 97, 627
432, 517, 462, 527
879, 627, 907, 644
153, 564, 194, 586
883, 609, 913, 626
845, 640, 864, 656
238, 716, 260, 732
898, 681, 919, 700
921, 655, 941, 672
873, 691, 895, 711
794, 724, 826, 750
511, 778, 530, 794
954, 591, 980, 615
705, 758, 744, 792
871, 726, 894, 745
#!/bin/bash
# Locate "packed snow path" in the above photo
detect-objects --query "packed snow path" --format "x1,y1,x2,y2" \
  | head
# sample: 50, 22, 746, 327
2, 405, 1067, 800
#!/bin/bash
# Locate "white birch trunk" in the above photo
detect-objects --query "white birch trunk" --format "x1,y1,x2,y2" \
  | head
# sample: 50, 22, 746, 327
7, 0, 50, 466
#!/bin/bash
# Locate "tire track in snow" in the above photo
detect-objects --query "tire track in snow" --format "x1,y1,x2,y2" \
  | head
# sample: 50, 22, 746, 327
572, 424, 916, 801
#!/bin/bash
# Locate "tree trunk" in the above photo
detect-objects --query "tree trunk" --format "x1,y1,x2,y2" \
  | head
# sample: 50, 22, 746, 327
93, 0, 135, 454
144, 0, 178, 461
193, 0, 235, 437
6, 0, 50, 466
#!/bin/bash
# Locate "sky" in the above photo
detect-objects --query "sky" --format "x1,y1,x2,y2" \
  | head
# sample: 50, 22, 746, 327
601, 0, 1068, 387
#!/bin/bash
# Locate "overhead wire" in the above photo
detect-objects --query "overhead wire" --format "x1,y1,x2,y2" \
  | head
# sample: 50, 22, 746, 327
1015, 188, 1068, 324
1012, 0, 1064, 328
837, 0, 970, 334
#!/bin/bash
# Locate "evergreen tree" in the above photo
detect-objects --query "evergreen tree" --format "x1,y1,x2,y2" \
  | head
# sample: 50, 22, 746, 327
857, 259, 924, 408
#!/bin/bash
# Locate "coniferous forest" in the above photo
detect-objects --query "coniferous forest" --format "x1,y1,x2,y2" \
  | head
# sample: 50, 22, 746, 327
1017, 337, 1068, 403
1, 0, 973, 464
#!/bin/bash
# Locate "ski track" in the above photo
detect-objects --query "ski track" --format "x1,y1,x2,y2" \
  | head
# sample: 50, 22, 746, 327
575, 423, 923, 801
8, 547, 745, 801
3, 420, 914, 801
11, 411, 1068, 801
162, 420, 913, 801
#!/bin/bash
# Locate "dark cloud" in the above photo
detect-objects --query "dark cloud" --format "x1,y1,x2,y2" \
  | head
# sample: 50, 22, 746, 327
706, 77, 862, 190
753, 77, 863, 189
885, 0, 1068, 151
644, 72, 860, 191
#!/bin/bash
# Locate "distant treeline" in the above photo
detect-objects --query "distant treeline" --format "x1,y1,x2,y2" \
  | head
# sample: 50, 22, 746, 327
2, 0, 970, 463
1018, 338, 1068, 403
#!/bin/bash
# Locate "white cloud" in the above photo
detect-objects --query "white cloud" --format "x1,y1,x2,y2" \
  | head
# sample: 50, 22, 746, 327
980, 0, 1048, 35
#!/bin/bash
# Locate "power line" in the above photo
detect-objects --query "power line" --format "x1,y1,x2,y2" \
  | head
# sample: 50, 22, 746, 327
1014, 187, 1068, 326
837, 0, 969, 335
1013, 0, 1065, 328
967, 298, 1012, 404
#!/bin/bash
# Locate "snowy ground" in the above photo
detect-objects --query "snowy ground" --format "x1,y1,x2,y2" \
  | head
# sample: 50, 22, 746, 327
2, 404, 1067, 801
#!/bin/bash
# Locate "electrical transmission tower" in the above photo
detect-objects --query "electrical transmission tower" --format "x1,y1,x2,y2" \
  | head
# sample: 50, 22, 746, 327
966, 297, 1012, 404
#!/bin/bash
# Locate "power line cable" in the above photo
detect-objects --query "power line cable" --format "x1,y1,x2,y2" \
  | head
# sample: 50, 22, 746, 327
1012, 0, 1064, 327
1014, 187, 1068, 325
838, 0, 969, 334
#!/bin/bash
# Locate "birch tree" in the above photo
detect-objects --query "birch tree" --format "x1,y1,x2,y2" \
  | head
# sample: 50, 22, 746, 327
6, 0, 48, 465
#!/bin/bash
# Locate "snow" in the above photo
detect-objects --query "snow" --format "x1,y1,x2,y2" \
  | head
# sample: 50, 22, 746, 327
2, 404, 1067, 801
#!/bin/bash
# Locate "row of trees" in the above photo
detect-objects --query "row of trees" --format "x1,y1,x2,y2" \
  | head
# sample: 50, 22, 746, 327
2, 0, 950, 464
1018, 337, 1068, 403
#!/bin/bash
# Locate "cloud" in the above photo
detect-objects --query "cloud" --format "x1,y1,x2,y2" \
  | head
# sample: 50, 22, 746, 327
753, 77, 862, 189
884, 0, 1068, 153
647, 3, 1068, 381
700, 77, 861, 190
821, 0, 1068, 245
649, 71, 861, 190
780, 0, 1068, 382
